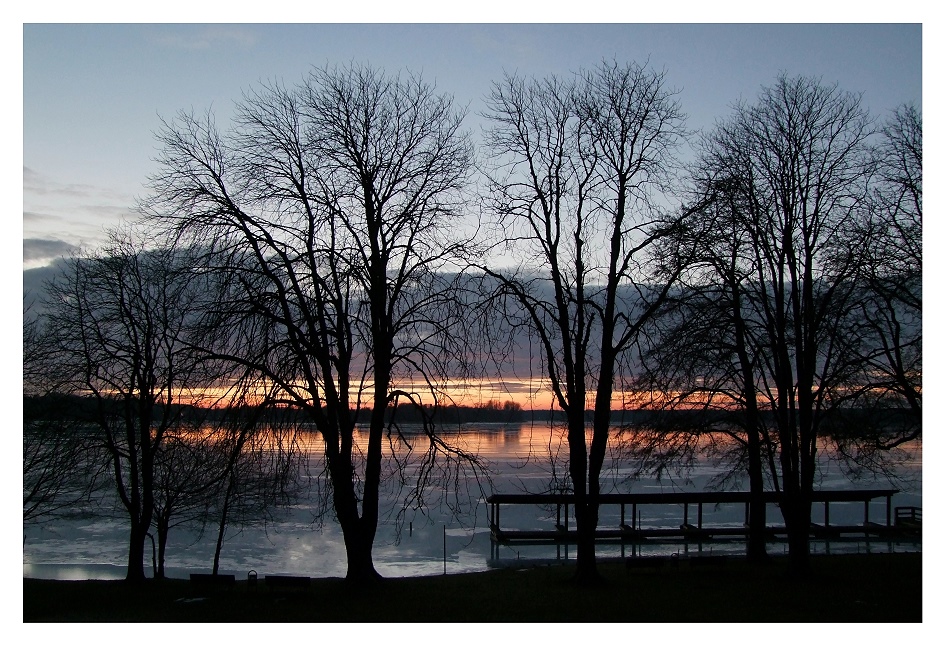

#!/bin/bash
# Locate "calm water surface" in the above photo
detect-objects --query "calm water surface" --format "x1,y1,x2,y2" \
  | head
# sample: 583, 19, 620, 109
23, 424, 922, 580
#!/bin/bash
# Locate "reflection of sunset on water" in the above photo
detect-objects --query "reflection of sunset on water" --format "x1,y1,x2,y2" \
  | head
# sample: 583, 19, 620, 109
24, 421, 921, 580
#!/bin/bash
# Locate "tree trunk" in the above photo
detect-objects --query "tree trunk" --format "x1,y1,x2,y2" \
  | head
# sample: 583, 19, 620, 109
786, 519, 811, 577
731, 279, 769, 562
745, 432, 769, 562
212, 497, 231, 575
213, 473, 236, 576
566, 411, 599, 584
782, 494, 811, 578
156, 520, 168, 579
746, 489, 768, 562
126, 523, 148, 582
342, 526, 382, 583
329, 441, 383, 585
573, 500, 600, 585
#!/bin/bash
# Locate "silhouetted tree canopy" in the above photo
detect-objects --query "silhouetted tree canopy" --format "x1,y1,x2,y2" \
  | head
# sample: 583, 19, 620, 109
141, 63, 486, 582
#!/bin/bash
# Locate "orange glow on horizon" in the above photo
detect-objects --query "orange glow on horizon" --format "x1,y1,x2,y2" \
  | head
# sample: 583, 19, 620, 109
128, 377, 765, 415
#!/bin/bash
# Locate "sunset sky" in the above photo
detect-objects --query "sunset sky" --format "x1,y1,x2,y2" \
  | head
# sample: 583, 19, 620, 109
15, 9, 940, 404
20, 16, 925, 270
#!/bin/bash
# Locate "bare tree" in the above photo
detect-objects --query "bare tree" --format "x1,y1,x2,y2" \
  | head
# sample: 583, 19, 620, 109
150, 420, 216, 578
631, 178, 782, 562
642, 75, 877, 575
43, 231, 214, 581
204, 388, 306, 576
848, 104, 921, 445
143, 63, 482, 583
480, 60, 689, 583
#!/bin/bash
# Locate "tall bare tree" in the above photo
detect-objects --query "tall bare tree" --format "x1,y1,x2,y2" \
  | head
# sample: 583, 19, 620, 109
480, 60, 689, 582
43, 231, 214, 581
628, 184, 777, 560
143, 63, 481, 582
642, 75, 877, 575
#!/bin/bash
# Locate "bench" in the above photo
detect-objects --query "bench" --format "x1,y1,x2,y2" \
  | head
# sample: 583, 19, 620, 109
264, 575, 311, 591
189, 573, 235, 591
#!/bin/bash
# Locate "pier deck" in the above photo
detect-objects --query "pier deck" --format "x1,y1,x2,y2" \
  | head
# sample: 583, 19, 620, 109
487, 489, 917, 548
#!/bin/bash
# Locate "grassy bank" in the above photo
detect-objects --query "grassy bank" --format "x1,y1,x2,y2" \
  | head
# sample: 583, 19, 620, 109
24, 552, 921, 623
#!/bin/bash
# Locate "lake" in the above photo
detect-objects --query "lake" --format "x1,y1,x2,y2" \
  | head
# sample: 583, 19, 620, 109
23, 423, 922, 580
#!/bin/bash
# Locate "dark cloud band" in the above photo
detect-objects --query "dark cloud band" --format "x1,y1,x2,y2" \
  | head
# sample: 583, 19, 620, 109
23, 238, 78, 263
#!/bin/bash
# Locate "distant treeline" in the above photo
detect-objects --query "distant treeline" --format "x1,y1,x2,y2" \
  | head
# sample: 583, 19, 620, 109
25, 393, 915, 439
23, 394, 527, 427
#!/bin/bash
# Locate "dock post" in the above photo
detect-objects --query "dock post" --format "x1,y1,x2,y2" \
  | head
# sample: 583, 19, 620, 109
683, 502, 688, 527
698, 503, 703, 530
864, 499, 870, 526
825, 500, 830, 527
886, 495, 892, 527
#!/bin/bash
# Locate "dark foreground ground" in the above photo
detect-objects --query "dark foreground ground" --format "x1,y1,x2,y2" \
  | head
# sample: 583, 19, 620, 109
24, 552, 921, 623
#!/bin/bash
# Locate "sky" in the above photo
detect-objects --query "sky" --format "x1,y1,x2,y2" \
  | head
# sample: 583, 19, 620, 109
15, 13, 935, 406
19, 18, 925, 270
16, 14, 934, 413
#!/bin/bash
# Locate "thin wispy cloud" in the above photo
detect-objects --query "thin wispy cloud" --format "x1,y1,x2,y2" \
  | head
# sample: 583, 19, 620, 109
24, 167, 138, 268
23, 210, 66, 224
23, 166, 44, 185
148, 25, 259, 51
24, 167, 131, 203
77, 204, 137, 220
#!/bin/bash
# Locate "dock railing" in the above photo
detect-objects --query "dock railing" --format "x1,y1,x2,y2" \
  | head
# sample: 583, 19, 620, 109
895, 506, 922, 527
486, 489, 905, 547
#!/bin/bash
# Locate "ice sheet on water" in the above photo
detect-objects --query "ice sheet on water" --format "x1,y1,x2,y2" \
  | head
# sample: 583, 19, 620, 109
24, 426, 921, 579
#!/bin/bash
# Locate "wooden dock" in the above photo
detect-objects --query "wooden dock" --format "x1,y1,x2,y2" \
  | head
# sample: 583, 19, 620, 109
486, 490, 919, 552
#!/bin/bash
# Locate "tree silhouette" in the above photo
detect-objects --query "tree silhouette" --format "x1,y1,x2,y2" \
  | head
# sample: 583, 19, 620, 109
631, 189, 777, 562
852, 104, 921, 442
480, 60, 689, 583
43, 231, 215, 581
640, 75, 880, 575
143, 63, 483, 583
